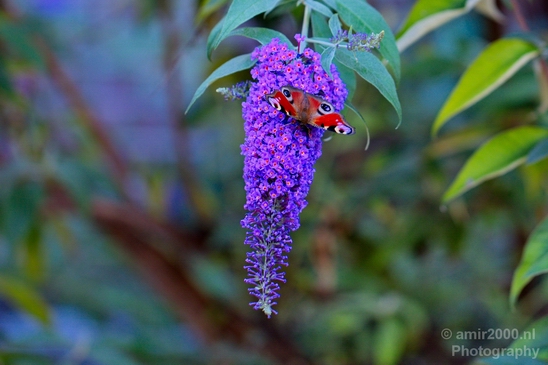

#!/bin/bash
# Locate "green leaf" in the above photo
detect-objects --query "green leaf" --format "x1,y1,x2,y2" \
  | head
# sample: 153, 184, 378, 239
321, 46, 336, 78
206, 0, 280, 58
328, 13, 342, 36
335, 0, 401, 82
0, 274, 51, 324
306, 0, 334, 17
228, 27, 293, 47
432, 38, 540, 136
373, 318, 407, 365
396, 0, 468, 52
510, 216, 548, 306
322, 0, 337, 9
186, 53, 256, 113
311, 8, 332, 39
442, 126, 548, 203
335, 48, 401, 125
335, 60, 357, 100
206, 18, 224, 60
397, 0, 503, 51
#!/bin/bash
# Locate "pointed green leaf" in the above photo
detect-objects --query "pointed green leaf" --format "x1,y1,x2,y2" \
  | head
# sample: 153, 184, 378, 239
305, 0, 333, 17
206, 18, 224, 60
396, 0, 503, 52
443, 126, 548, 203
328, 14, 342, 36
322, 0, 337, 9
228, 27, 292, 46
321, 46, 336, 78
335, 48, 401, 125
511, 216, 548, 306
432, 38, 540, 136
396, 0, 471, 52
311, 10, 331, 39
0, 274, 51, 324
335, 0, 401, 81
206, 0, 280, 58
186, 53, 255, 113
335, 60, 357, 100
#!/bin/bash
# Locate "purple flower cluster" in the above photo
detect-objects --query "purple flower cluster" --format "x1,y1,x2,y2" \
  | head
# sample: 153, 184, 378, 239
241, 36, 347, 317
216, 81, 251, 100
330, 30, 385, 52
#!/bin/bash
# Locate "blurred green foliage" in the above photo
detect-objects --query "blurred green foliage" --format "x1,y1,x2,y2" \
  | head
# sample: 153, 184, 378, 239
0, 0, 547, 365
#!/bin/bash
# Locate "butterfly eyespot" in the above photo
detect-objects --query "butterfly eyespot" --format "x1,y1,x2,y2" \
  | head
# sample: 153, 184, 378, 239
334, 125, 355, 135
320, 102, 333, 114
281, 87, 293, 102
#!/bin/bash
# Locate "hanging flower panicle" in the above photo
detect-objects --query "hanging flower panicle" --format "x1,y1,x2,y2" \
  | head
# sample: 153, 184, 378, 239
240, 35, 348, 317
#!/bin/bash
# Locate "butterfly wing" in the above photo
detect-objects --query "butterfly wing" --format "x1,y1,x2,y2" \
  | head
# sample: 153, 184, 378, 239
267, 86, 354, 135
266, 86, 303, 118
307, 94, 355, 135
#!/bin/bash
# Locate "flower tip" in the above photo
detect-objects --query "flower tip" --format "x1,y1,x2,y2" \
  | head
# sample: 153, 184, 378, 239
294, 33, 306, 43
261, 304, 278, 318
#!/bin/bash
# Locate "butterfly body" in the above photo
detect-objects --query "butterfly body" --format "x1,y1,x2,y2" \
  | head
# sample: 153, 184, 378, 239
266, 86, 355, 135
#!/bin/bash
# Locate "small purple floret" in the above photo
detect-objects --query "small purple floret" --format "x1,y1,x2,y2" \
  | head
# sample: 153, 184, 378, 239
240, 38, 348, 317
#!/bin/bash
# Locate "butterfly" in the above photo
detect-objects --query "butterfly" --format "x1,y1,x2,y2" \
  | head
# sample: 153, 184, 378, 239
266, 85, 355, 135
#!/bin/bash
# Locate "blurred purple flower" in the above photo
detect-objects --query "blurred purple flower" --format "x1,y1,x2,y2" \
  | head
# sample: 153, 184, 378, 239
240, 37, 347, 317
346, 31, 385, 52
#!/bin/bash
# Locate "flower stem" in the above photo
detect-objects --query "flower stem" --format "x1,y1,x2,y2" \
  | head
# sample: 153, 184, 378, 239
300, 4, 311, 50
306, 38, 338, 48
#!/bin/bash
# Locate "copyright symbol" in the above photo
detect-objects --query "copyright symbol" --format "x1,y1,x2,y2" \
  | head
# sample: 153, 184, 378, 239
441, 328, 452, 340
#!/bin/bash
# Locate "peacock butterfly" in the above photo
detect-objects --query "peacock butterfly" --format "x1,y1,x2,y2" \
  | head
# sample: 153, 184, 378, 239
266, 85, 355, 135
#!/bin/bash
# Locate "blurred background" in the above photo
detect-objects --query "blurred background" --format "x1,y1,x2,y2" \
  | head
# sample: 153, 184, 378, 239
0, 0, 548, 364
